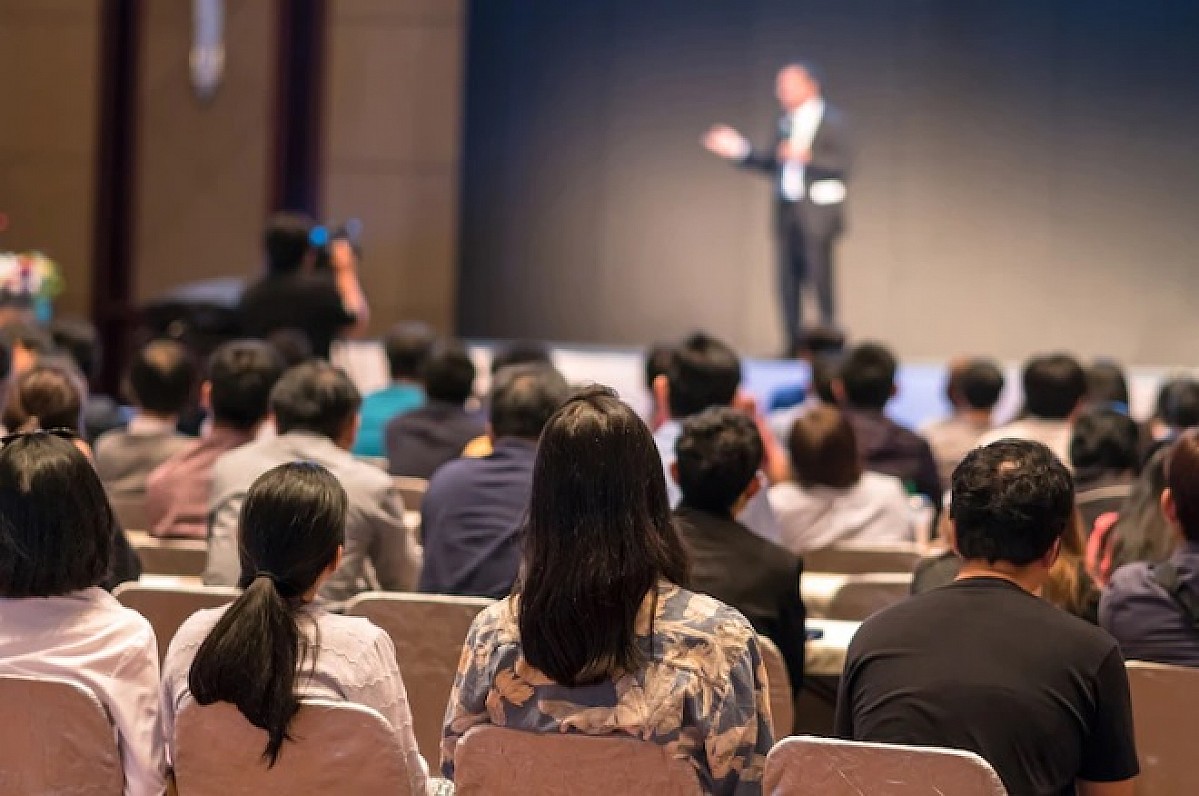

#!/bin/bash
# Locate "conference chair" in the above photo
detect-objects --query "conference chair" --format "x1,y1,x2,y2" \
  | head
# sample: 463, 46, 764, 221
393, 475, 429, 512
1126, 660, 1199, 796
454, 725, 702, 796
764, 735, 1007, 795
113, 581, 241, 664
345, 591, 494, 765
823, 573, 913, 621
804, 544, 923, 575
758, 636, 795, 738
126, 530, 208, 577
0, 674, 124, 796
173, 699, 413, 796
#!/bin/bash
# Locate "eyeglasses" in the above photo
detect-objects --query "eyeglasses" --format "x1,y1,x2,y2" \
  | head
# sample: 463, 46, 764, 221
0, 427, 81, 446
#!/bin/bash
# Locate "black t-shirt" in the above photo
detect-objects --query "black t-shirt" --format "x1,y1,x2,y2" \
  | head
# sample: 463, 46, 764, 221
238, 272, 355, 359
835, 577, 1138, 796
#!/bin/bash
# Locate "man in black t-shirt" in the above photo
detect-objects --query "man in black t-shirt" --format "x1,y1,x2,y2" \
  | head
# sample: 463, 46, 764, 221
837, 439, 1137, 796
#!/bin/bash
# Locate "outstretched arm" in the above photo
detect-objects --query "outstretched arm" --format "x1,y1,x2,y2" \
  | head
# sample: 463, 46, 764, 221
703, 125, 777, 174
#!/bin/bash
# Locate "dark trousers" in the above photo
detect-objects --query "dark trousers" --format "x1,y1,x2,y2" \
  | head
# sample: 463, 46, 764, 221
777, 202, 836, 348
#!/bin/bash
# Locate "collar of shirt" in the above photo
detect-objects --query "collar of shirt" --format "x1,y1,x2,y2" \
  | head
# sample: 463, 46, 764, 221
126, 414, 177, 436
790, 97, 825, 145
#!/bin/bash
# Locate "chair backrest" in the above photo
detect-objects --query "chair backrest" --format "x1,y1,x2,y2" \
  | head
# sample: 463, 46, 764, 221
757, 636, 794, 738
126, 530, 208, 576
0, 674, 124, 796
393, 475, 429, 512
113, 581, 241, 664
1126, 660, 1199, 796
345, 591, 494, 765
173, 699, 411, 796
764, 735, 1007, 795
823, 573, 913, 621
108, 492, 148, 531
805, 544, 923, 575
454, 725, 702, 796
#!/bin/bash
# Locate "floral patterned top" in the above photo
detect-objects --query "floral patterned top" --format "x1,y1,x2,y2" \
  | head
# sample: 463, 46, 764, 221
441, 581, 773, 795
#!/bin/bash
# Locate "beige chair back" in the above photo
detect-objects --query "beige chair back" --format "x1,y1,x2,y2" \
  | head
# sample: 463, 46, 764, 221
393, 475, 429, 512
114, 582, 240, 664
454, 725, 702, 795
805, 544, 923, 574
757, 636, 794, 738
173, 699, 411, 796
764, 735, 1007, 795
824, 573, 913, 621
0, 674, 124, 796
108, 492, 148, 531
1127, 660, 1199, 796
345, 591, 493, 765
127, 530, 208, 576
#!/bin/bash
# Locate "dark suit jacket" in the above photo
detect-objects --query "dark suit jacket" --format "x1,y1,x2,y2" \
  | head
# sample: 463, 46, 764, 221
674, 505, 807, 703
844, 408, 942, 506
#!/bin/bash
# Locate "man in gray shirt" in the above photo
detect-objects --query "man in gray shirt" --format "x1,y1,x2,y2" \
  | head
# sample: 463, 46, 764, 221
205, 361, 420, 608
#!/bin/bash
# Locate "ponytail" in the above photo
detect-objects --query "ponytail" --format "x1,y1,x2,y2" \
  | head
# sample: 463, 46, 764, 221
188, 574, 302, 765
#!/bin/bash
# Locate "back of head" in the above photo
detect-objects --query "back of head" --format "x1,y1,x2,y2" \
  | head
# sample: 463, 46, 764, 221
208, 340, 285, 431
384, 322, 435, 381
0, 433, 114, 597
796, 325, 846, 360
1085, 360, 1130, 410
519, 385, 689, 687
666, 332, 741, 418
489, 364, 570, 440
643, 342, 674, 392
422, 342, 476, 406
1069, 407, 1140, 478
2, 321, 50, 375
128, 339, 195, 416
1166, 432, 1199, 544
948, 358, 1005, 411
675, 406, 763, 514
269, 360, 361, 440
839, 342, 897, 411
263, 211, 314, 275
951, 440, 1074, 565
1022, 353, 1085, 420
188, 462, 347, 765
1109, 447, 1173, 572
490, 340, 551, 375
788, 404, 862, 489
1155, 378, 1199, 430
2, 363, 85, 433
49, 318, 101, 382
265, 328, 314, 369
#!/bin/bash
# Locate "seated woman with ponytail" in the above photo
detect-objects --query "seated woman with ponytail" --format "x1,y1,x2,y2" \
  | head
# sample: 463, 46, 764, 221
161, 462, 440, 795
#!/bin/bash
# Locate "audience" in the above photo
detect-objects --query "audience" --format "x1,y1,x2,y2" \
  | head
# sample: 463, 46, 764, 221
837, 439, 1138, 796
386, 342, 484, 478
643, 341, 675, 431
1, 321, 51, 376
50, 317, 127, 441
920, 357, 1004, 479
95, 339, 195, 501
1085, 360, 1131, 413
1071, 407, 1140, 531
833, 342, 941, 504
161, 462, 437, 795
1086, 447, 1174, 586
977, 352, 1086, 465
145, 341, 284, 539
442, 386, 772, 793
419, 363, 568, 599
0, 433, 165, 796
205, 361, 420, 606
265, 327, 315, 369
1146, 377, 1199, 457
353, 321, 434, 458
673, 406, 806, 707
769, 405, 913, 553
459, 340, 557, 458
1101, 432, 1199, 666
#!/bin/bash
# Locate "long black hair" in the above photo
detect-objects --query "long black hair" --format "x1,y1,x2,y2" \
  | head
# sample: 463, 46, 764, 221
518, 385, 689, 687
187, 461, 347, 765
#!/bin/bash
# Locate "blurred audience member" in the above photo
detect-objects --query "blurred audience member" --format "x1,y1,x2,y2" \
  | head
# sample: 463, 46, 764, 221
353, 322, 434, 458
1, 321, 51, 376
977, 352, 1086, 465
1071, 407, 1140, 531
420, 364, 569, 598
920, 357, 1004, 479
1146, 377, 1199, 458
769, 405, 912, 553
265, 327, 315, 369
489, 340, 552, 375
767, 326, 847, 444
49, 317, 127, 441
1086, 447, 1174, 586
386, 342, 484, 478
145, 341, 284, 539
643, 341, 675, 431
1085, 360, 1130, 413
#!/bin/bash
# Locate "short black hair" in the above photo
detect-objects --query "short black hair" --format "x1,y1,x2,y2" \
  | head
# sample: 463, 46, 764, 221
1022, 353, 1085, 420
265, 328, 314, 369
422, 342, 475, 406
675, 407, 763, 514
949, 358, 1004, 410
839, 342, 897, 410
950, 439, 1074, 565
264, 211, 314, 274
49, 318, 100, 381
1070, 407, 1140, 476
490, 364, 570, 440
1155, 378, 1199, 429
491, 340, 552, 375
127, 339, 196, 415
644, 342, 674, 391
269, 361, 361, 440
1085, 360, 1130, 409
666, 333, 741, 418
796, 325, 846, 359
384, 322, 435, 381
0, 433, 116, 597
208, 340, 285, 431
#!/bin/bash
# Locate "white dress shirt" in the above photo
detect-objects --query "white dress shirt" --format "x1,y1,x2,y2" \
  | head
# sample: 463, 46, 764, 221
162, 603, 429, 796
768, 471, 914, 554
0, 588, 166, 796
780, 97, 825, 201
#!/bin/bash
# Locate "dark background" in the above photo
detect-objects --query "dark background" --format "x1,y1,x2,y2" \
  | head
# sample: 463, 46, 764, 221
457, 1, 1199, 364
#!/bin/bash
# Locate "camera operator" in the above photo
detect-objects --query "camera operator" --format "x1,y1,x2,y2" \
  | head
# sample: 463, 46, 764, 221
238, 212, 370, 359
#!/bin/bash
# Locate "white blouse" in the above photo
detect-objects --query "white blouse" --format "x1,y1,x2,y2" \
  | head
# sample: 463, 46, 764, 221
769, 471, 915, 554
161, 603, 428, 796
0, 587, 167, 796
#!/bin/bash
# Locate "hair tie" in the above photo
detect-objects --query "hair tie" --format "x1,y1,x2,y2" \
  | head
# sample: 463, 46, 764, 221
254, 571, 281, 587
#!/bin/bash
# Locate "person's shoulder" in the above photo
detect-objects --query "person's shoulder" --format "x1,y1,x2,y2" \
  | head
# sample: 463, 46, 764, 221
93, 427, 129, 453
659, 585, 757, 641
167, 605, 228, 655
1105, 560, 1155, 597
859, 470, 907, 496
